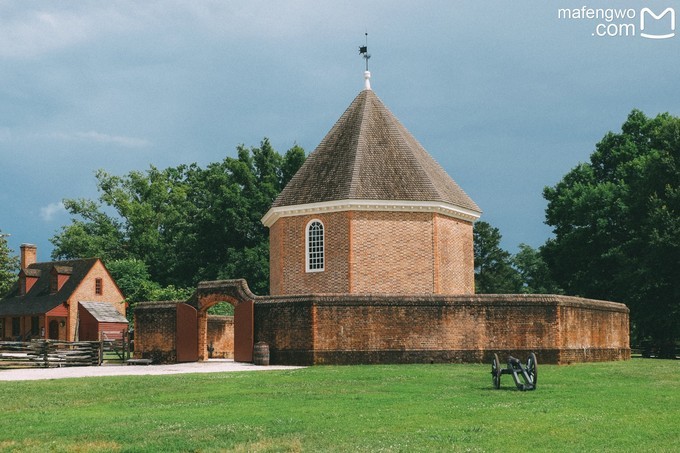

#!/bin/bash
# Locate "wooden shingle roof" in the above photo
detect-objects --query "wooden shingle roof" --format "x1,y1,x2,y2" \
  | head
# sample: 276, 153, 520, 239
79, 301, 128, 323
268, 89, 480, 216
0, 258, 99, 316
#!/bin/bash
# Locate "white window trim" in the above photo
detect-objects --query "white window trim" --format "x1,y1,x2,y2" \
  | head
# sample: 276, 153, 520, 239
305, 219, 325, 273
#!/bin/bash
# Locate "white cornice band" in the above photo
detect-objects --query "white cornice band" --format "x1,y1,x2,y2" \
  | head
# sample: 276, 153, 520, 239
261, 199, 481, 227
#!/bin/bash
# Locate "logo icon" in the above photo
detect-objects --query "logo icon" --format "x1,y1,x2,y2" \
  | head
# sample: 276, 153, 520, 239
640, 7, 676, 39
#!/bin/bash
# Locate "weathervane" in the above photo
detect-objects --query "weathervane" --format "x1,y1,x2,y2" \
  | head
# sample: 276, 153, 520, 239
359, 32, 371, 90
359, 32, 370, 71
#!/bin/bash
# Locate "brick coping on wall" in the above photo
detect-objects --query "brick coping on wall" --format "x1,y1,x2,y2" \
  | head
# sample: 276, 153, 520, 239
136, 280, 629, 316
134, 293, 628, 313
255, 293, 629, 313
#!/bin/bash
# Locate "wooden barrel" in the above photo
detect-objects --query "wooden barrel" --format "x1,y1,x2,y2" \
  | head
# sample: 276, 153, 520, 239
253, 342, 270, 366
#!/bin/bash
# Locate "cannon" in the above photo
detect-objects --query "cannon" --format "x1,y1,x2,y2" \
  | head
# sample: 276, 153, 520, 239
490, 353, 537, 391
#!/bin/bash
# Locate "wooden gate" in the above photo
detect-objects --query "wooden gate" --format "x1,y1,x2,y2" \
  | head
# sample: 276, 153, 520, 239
176, 303, 198, 362
234, 300, 254, 362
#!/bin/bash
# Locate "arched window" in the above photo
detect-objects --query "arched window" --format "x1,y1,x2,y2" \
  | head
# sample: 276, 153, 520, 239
306, 219, 324, 272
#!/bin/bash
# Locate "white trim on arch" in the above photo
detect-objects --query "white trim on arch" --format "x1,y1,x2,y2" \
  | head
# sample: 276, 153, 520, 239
305, 219, 325, 273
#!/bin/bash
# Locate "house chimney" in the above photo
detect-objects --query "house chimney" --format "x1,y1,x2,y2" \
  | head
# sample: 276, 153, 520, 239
20, 244, 37, 269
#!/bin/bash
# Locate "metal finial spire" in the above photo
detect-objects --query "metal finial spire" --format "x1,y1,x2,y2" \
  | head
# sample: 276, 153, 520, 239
359, 32, 371, 90
359, 32, 370, 71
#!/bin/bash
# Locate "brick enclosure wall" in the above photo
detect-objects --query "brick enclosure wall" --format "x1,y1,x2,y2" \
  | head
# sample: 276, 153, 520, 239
207, 315, 234, 359
269, 210, 474, 296
557, 300, 632, 364
134, 306, 235, 362
254, 294, 630, 365
133, 281, 629, 366
134, 301, 178, 363
254, 297, 316, 364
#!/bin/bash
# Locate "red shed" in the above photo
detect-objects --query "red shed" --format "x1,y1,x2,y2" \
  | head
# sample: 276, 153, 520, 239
78, 301, 129, 341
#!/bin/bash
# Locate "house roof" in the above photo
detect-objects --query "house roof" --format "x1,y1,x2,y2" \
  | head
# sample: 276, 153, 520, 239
79, 301, 128, 323
267, 89, 480, 216
53, 265, 73, 275
0, 258, 99, 316
21, 268, 42, 278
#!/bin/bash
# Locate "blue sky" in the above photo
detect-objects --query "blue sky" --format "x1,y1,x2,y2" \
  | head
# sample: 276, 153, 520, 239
1, 1, 679, 262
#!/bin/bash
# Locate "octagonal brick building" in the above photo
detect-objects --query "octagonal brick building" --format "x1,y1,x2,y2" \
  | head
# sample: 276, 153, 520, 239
133, 73, 629, 366
262, 75, 482, 296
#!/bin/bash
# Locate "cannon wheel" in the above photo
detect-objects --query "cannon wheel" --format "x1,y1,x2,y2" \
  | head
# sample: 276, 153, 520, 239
491, 353, 501, 389
526, 352, 537, 387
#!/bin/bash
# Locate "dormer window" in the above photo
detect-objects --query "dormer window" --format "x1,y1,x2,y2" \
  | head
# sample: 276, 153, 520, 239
306, 219, 324, 272
50, 266, 73, 293
19, 269, 41, 296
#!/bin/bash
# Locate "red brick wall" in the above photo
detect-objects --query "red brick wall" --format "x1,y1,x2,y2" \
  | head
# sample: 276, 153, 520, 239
269, 220, 284, 295
134, 302, 178, 363
269, 210, 475, 296
207, 315, 234, 359
68, 260, 126, 341
435, 214, 475, 294
350, 211, 434, 294
557, 299, 631, 363
269, 212, 351, 295
254, 294, 630, 365
254, 299, 316, 364
20, 244, 37, 269
133, 283, 630, 366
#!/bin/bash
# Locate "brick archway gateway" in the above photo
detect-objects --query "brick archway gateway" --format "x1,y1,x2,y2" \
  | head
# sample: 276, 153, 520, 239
186, 279, 256, 362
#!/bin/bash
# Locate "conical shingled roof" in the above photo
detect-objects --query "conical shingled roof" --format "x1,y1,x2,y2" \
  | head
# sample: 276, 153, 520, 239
265, 89, 480, 222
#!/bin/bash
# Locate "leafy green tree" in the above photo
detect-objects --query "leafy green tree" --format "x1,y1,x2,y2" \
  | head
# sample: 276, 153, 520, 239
51, 139, 305, 296
281, 144, 306, 187
50, 199, 126, 262
147, 285, 194, 303
183, 139, 302, 293
107, 258, 198, 320
95, 164, 196, 286
543, 109, 680, 357
473, 221, 522, 294
0, 232, 19, 297
106, 259, 158, 304
206, 302, 235, 316
512, 244, 563, 294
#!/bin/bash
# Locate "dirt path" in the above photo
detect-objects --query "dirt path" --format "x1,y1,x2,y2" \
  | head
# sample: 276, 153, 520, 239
0, 360, 304, 381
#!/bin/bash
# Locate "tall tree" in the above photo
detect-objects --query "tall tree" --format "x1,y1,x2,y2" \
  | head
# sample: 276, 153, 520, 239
106, 258, 194, 318
0, 232, 19, 297
51, 139, 306, 295
50, 199, 126, 262
473, 221, 522, 294
511, 244, 562, 295
543, 109, 680, 357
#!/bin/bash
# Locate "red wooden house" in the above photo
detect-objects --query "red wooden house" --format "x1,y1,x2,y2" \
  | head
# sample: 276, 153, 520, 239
0, 244, 127, 341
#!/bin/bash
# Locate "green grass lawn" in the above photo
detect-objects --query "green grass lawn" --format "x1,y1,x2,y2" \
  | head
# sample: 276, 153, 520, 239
0, 359, 678, 452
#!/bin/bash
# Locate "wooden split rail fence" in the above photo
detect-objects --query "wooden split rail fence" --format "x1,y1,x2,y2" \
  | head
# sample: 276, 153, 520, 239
0, 340, 104, 369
